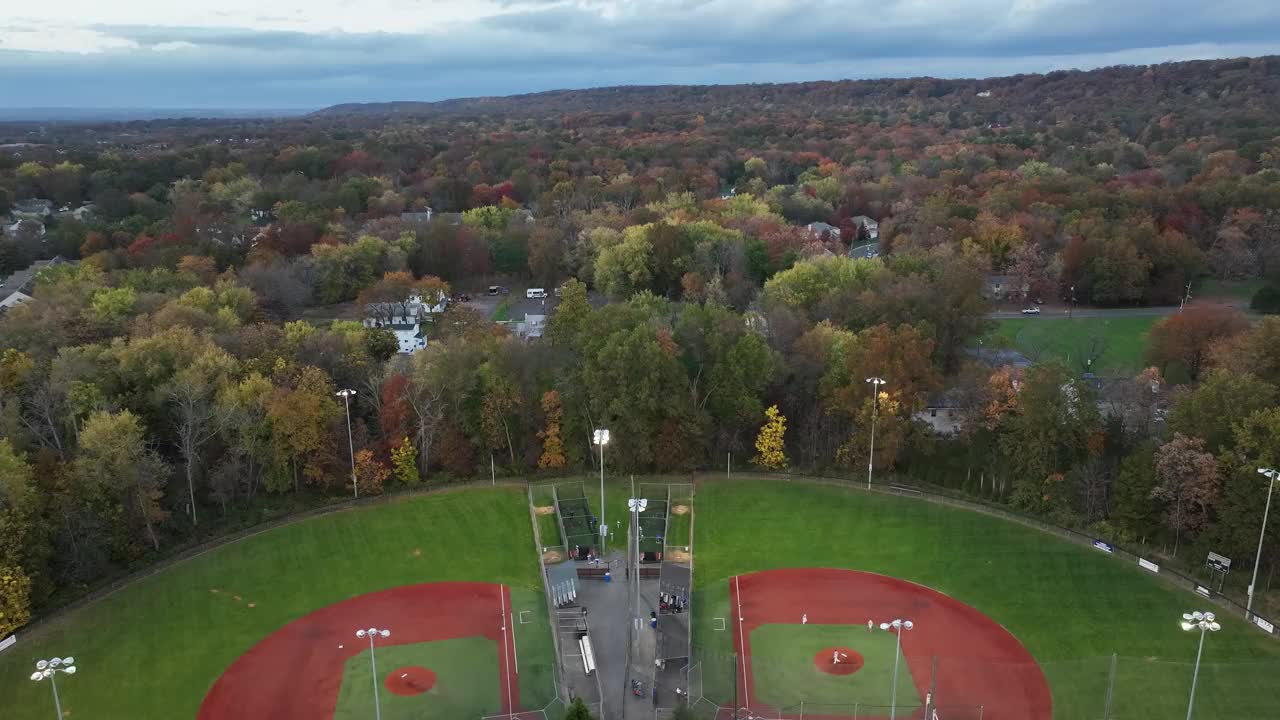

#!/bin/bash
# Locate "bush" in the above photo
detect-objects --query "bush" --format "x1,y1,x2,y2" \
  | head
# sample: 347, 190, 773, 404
566, 697, 595, 720
1251, 283, 1280, 314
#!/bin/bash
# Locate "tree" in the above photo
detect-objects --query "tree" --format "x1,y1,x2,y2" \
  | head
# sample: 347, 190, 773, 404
1111, 443, 1163, 543
1145, 304, 1248, 381
753, 405, 788, 470
479, 364, 522, 467
1152, 433, 1220, 557
75, 410, 169, 553
538, 391, 567, 470
353, 449, 390, 496
390, 438, 419, 486
0, 440, 36, 636
1167, 370, 1277, 454
999, 365, 1101, 514
266, 367, 340, 491
168, 349, 236, 526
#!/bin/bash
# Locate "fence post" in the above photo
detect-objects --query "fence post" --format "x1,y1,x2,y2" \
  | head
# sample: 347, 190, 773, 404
799, 701, 804, 720
853, 702, 858, 719
1102, 653, 1117, 720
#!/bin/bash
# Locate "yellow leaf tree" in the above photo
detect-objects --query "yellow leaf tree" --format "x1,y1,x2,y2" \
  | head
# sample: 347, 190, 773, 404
537, 391, 566, 470
753, 405, 788, 470
391, 437, 419, 486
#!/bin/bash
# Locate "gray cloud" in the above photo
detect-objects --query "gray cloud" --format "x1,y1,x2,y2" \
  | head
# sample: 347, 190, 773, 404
1, 1, 1279, 109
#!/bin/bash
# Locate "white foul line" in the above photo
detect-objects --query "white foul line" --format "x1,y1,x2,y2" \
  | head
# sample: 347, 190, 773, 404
500, 586, 513, 714
735, 575, 750, 709
511, 611, 519, 675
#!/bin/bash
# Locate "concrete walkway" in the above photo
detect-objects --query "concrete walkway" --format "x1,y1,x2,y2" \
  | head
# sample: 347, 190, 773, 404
575, 551, 630, 720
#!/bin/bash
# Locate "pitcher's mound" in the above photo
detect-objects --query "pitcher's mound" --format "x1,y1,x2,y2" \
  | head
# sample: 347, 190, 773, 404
671, 505, 690, 515
535, 506, 556, 515
814, 647, 864, 675
385, 666, 436, 696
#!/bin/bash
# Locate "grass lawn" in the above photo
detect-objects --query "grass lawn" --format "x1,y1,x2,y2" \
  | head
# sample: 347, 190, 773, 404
530, 485, 563, 547
749, 623, 919, 711
691, 479, 1280, 720
335, 636, 500, 720
0, 487, 557, 720
1195, 278, 1263, 302
989, 316, 1157, 374
667, 495, 693, 549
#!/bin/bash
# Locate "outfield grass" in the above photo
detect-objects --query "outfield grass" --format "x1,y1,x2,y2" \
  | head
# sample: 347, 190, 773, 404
691, 479, 1280, 720
0, 487, 557, 720
750, 623, 919, 710
989, 316, 1157, 374
335, 636, 500, 720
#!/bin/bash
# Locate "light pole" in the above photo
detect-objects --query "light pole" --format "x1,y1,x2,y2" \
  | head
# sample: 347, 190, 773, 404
1180, 611, 1220, 720
865, 377, 886, 490
356, 627, 391, 720
336, 389, 358, 498
1247, 468, 1279, 621
29, 656, 76, 720
630, 496, 647, 629
878, 619, 913, 720
594, 428, 610, 552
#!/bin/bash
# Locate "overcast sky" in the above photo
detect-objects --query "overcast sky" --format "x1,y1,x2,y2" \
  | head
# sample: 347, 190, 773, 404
2, 0, 1280, 110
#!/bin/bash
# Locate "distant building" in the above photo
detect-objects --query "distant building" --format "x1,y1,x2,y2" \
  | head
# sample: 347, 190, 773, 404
363, 292, 449, 328
0, 256, 68, 314
385, 322, 427, 354
400, 208, 434, 223
985, 275, 1028, 301
4, 218, 45, 238
915, 389, 968, 435
11, 199, 53, 219
805, 221, 841, 239
850, 215, 879, 240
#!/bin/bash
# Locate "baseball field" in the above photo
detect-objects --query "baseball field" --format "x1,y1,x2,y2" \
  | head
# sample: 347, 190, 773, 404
3, 476, 1279, 720
0, 486, 559, 720
689, 477, 1280, 720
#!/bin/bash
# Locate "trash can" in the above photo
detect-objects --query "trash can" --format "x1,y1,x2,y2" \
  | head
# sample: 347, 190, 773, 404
604, 571, 611, 583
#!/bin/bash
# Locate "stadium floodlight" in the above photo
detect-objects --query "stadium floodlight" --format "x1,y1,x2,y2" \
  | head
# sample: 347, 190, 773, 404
336, 389, 358, 498
877, 619, 912, 719
1180, 611, 1220, 720
865, 378, 886, 490
594, 428, 610, 550
355, 628, 392, 720
30, 656, 77, 720
1247, 468, 1279, 621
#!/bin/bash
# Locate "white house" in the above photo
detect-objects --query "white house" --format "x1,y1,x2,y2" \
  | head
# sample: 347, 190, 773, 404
0, 290, 32, 313
386, 322, 427, 354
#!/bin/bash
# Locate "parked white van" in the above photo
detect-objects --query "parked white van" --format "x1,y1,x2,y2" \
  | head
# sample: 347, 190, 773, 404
527, 288, 548, 299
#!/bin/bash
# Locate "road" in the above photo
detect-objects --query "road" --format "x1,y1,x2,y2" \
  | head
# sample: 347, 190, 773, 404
988, 306, 1182, 320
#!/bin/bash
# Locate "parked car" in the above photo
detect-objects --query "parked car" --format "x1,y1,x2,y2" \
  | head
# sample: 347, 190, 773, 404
487, 286, 509, 296
527, 288, 548, 299
1021, 307, 1041, 315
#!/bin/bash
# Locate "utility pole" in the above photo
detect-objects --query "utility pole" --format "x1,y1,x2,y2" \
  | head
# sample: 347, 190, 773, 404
1069, 285, 1076, 319
1180, 281, 1193, 311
